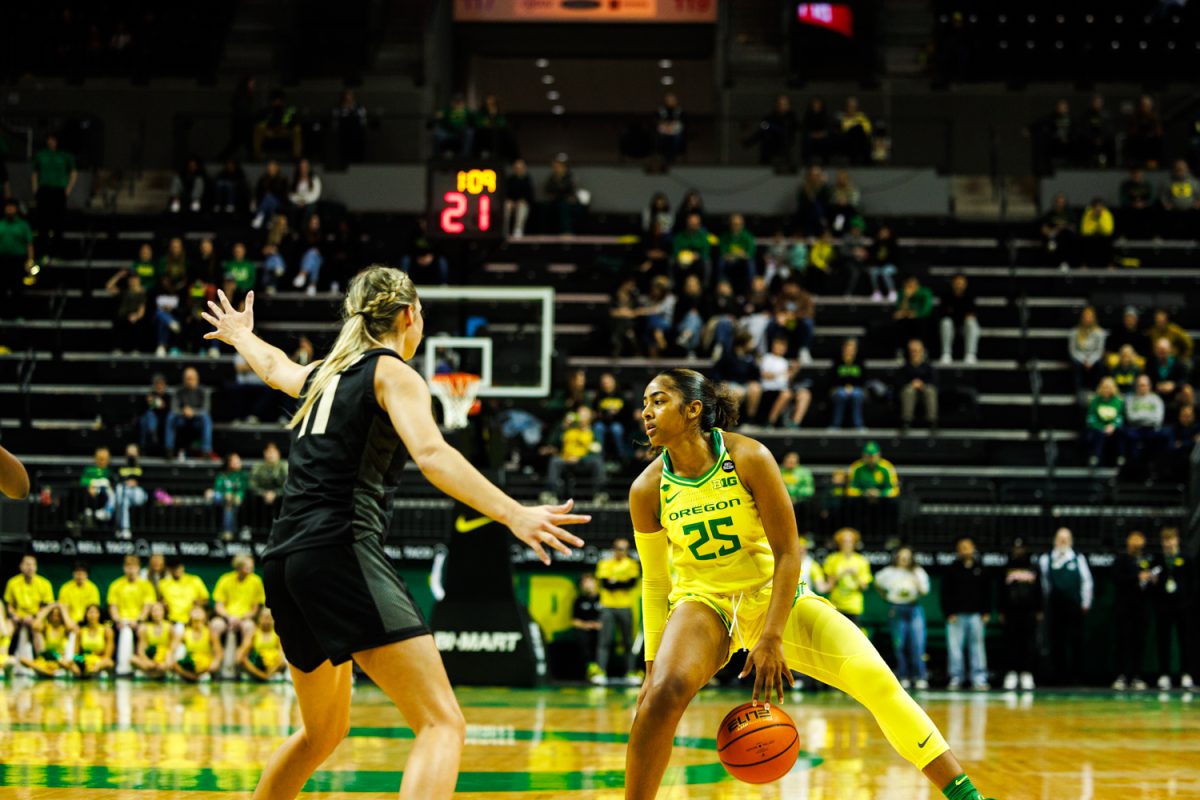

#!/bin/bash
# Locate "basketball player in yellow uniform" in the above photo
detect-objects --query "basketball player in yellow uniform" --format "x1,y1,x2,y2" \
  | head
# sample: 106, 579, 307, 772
20, 602, 73, 677
172, 606, 223, 682
131, 602, 172, 679
237, 607, 287, 681
69, 604, 114, 678
626, 369, 994, 800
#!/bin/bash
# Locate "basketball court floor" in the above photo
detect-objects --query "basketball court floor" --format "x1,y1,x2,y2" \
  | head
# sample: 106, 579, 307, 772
0, 680, 1195, 799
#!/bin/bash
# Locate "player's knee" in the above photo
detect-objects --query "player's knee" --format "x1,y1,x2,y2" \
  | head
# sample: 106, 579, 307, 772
841, 654, 903, 704
645, 671, 697, 714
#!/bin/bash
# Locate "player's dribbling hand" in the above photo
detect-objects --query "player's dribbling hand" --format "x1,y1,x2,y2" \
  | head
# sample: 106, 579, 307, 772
201, 289, 255, 344
740, 635, 794, 705
508, 498, 589, 565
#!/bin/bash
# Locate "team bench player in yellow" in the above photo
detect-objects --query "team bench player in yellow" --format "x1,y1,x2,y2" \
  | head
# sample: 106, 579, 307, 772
625, 369, 995, 800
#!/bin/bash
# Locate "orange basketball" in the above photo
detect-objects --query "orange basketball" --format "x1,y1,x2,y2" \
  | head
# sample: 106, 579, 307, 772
716, 702, 800, 784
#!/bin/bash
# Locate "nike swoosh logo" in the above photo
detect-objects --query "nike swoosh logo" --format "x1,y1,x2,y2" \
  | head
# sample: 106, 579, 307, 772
955, 775, 967, 785
664, 492, 680, 504
918, 732, 934, 749
454, 515, 492, 533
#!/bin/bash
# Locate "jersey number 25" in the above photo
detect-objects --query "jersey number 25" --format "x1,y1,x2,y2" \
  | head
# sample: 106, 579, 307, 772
682, 516, 741, 561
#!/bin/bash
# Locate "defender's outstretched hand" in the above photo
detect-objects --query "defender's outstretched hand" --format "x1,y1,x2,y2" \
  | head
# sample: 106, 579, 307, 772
202, 289, 255, 345
507, 498, 589, 565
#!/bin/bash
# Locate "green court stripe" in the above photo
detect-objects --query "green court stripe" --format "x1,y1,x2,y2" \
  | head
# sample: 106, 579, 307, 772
0, 763, 734, 792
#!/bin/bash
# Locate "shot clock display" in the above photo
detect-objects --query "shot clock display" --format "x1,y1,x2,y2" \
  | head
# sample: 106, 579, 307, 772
427, 162, 505, 239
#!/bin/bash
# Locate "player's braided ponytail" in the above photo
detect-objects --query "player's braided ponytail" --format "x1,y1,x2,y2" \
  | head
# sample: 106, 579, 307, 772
288, 266, 418, 429
657, 368, 740, 432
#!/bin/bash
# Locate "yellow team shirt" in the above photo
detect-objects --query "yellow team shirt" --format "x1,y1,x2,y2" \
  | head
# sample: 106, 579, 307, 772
142, 623, 172, 662
658, 429, 775, 598
4, 575, 54, 617
106, 577, 156, 622
59, 580, 101, 624
560, 427, 595, 461
213, 572, 265, 618
822, 552, 873, 616
252, 629, 283, 670
596, 557, 641, 609
159, 574, 210, 624
79, 624, 107, 655
40, 622, 69, 656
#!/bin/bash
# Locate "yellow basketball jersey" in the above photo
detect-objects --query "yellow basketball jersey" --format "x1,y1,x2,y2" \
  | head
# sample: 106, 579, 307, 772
79, 625, 106, 655
253, 629, 282, 668
184, 626, 212, 659
144, 623, 172, 661
42, 622, 68, 654
659, 429, 774, 597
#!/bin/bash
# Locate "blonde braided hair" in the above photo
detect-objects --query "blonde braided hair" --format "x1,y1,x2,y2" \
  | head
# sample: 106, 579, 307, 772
289, 266, 418, 429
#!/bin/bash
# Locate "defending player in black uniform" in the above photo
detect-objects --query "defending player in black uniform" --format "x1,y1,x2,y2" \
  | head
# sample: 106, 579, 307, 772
202, 266, 589, 800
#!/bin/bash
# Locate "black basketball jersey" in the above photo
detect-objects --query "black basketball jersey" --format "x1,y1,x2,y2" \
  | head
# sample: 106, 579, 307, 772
264, 349, 410, 559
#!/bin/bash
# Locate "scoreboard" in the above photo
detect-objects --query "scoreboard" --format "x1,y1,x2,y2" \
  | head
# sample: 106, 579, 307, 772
427, 162, 505, 240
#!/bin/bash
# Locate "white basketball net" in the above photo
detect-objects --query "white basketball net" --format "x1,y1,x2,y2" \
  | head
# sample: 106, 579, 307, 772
430, 373, 481, 430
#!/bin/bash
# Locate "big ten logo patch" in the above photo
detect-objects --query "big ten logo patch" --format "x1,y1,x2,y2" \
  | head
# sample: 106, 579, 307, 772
711, 475, 739, 491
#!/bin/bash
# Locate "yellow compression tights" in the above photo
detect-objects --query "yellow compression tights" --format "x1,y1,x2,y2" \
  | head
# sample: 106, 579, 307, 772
782, 596, 949, 770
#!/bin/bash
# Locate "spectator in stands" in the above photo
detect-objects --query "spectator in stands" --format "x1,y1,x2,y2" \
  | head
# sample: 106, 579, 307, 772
105, 270, 147, 353
838, 97, 872, 165
253, 89, 302, 160
672, 190, 706, 235
700, 280, 740, 357
292, 217, 325, 294
795, 166, 831, 236
828, 170, 861, 233
504, 159, 534, 239
399, 217, 449, 287
1108, 344, 1144, 397
938, 273, 979, 365
30, 134, 77, 260
1069, 305, 1107, 401
780, 451, 815, 525
758, 336, 797, 427
1078, 197, 1114, 269
287, 158, 321, 223
165, 367, 214, 461
594, 539, 641, 685
804, 228, 835, 294
4, 554, 53, 671
247, 441, 287, 535
1126, 95, 1164, 169
223, 242, 257, 304
839, 218, 870, 296
543, 157, 580, 235
893, 275, 934, 354
258, 218, 289, 293
1146, 309, 1193, 363
573, 574, 603, 682
746, 93, 797, 169
138, 373, 170, 453
898, 339, 938, 433
1038, 528, 1093, 686
0, 200, 35, 328
544, 408, 607, 503
829, 337, 867, 430
332, 89, 368, 165
672, 274, 705, 356
1041, 192, 1076, 270
847, 440, 900, 502
127, 243, 157, 289
210, 555, 265, 678
717, 214, 756, 294
251, 160, 289, 230
592, 372, 632, 466
1042, 99, 1074, 166
159, 236, 188, 297
1078, 94, 1113, 167
169, 156, 206, 214
1150, 527, 1195, 690
654, 92, 685, 167
57, 561, 99, 626
1084, 377, 1125, 467
208, 452, 249, 541
999, 538, 1040, 691
822, 527, 872, 625
1165, 403, 1200, 479
1148, 336, 1190, 404
1124, 375, 1168, 469
642, 192, 674, 248
1111, 531, 1152, 691
1162, 159, 1200, 220
1119, 168, 1157, 237
609, 275, 642, 357
1107, 306, 1149, 361
473, 94, 514, 161
79, 446, 114, 524
941, 536, 990, 691
112, 443, 146, 540
801, 97, 831, 164
672, 213, 712, 286
875, 546, 930, 690
432, 94, 473, 158
713, 330, 762, 424
868, 225, 899, 302
641, 275, 677, 357
107, 554, 155, 676
214, 159, 249, 214
219, 76, 257, 160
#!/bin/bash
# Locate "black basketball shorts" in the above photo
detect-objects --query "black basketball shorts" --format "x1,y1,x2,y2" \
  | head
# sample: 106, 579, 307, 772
262, 535, 429, 673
